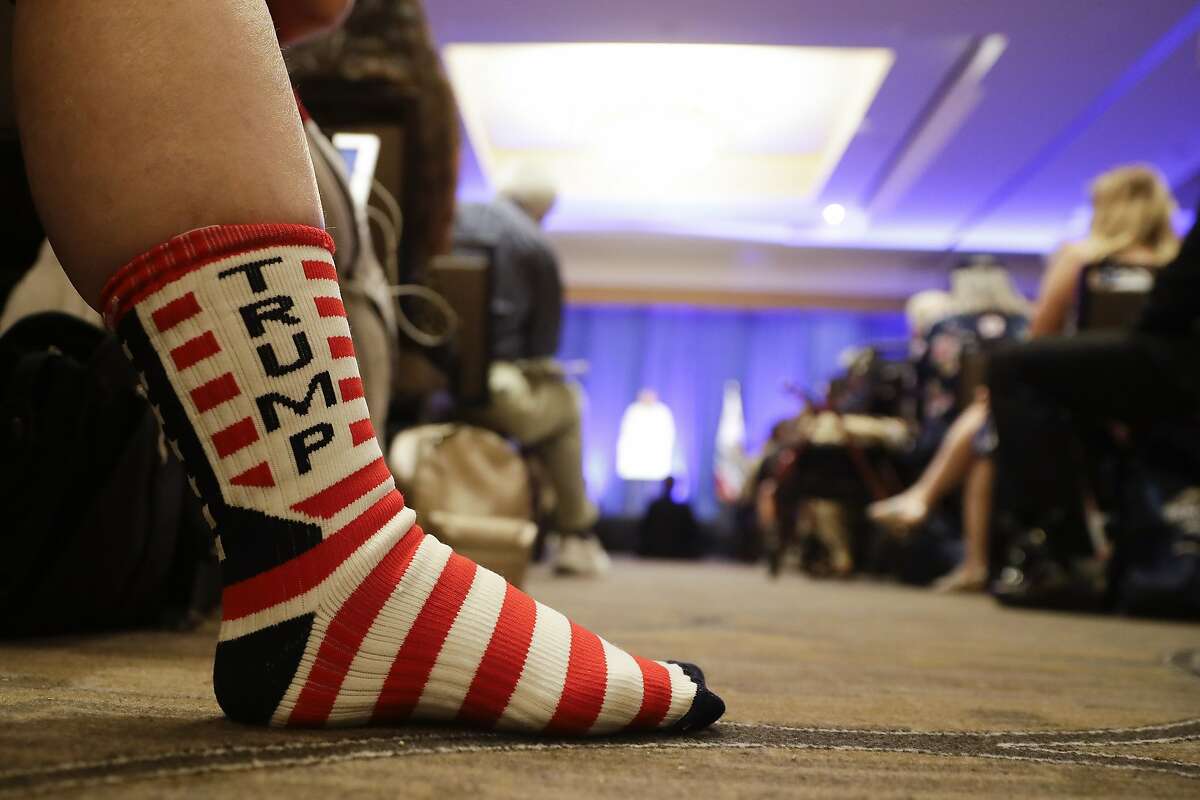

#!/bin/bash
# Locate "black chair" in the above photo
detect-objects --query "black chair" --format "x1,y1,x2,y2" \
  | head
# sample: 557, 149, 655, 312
1077, 261, 1154, 332
427, 250, 558, 556
428, 249, 494, 409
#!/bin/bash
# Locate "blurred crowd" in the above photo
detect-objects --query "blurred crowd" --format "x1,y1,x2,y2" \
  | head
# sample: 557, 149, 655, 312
735, 165, 1199, 618
2, 1, 1196, 636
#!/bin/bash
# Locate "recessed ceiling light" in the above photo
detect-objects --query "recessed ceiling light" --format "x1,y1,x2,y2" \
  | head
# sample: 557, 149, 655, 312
822, 203, 848, 226
444, 43, 894, 214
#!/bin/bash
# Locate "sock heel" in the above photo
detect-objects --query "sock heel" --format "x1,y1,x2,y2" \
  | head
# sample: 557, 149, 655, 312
213, 614, 315, 725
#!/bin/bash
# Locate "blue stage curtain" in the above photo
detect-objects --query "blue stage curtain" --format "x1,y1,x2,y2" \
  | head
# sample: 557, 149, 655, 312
558, 304, 908, 519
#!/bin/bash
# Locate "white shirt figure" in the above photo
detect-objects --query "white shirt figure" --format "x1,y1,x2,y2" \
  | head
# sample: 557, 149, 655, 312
616, 389, 676, 482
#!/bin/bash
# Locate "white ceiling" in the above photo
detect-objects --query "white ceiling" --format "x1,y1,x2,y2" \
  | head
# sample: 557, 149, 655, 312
446, 43, 893, 219
428, 0, 1200, 259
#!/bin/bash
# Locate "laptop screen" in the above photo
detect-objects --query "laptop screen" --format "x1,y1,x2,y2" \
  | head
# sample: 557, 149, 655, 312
331, 132, 381, 210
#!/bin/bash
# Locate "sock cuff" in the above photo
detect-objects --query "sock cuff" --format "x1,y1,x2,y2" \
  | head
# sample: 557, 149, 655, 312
100, 224, 335, 329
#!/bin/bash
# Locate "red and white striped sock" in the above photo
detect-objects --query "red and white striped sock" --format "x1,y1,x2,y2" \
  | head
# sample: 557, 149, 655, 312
101, 224, 724, 733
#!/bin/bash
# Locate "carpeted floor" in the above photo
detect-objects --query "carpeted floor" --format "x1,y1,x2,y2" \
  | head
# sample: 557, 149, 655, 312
2, 560, 1198, 798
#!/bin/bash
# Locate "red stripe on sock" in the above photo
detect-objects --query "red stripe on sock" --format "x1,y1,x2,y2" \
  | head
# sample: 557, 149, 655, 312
315, 297, 346, 318
290, 457, 392, 520
303, 259, 338, 282
170, 331, 221, 371
350, 418, 375, 446
230, 461, 275, 488
221, 490, 410, 621
339, 377, 365, 403
373, 554, 478, 722
190, 372, 240, 413
212, 417, 259, 459
457, 584, 537, 727
287, 526, 426, 727
151, 292, 201, 332
629, 657, 673, 729
99, 225, 334, 327
545, 622, 608, 734
328, 336, 355, 359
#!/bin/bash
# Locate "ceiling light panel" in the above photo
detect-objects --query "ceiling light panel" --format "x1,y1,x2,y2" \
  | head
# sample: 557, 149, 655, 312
445, 43, 894, 214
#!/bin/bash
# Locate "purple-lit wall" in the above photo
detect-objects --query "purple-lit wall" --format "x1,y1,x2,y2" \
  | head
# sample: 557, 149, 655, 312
558, 303, 908, 519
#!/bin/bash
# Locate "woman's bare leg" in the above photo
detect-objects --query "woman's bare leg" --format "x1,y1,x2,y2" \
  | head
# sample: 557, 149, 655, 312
933, 457, 992, 592
13, 0, 322, 308
869, 398, 990, 532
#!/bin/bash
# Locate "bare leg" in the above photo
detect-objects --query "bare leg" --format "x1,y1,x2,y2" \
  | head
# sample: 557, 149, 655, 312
932, 457, 992, 592
9, 2, 728, 735
14, 0, 323, 308
810, 500, 853, 577
869, 398, 989, 532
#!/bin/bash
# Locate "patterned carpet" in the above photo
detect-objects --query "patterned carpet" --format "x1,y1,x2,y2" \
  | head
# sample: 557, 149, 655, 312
2, 560, 1198, 798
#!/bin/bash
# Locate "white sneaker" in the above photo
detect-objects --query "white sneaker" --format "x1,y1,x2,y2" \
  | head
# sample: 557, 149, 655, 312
554, 533, 611, 578
583, 534, 612, 575
541, 532, 563, 566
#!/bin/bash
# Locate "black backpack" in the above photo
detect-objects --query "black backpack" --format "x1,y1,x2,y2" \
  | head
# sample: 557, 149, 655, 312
0, 312, 218, 636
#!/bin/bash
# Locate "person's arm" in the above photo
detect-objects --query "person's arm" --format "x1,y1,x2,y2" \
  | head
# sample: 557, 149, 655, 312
267, 0, 353, 45
1029, 243, 1088, 338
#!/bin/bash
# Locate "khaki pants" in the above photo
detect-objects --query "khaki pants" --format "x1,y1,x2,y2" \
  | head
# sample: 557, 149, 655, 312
466, 360, 598, 534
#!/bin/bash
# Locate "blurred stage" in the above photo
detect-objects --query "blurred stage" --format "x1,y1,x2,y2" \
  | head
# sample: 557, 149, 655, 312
2, 560, 1199, 797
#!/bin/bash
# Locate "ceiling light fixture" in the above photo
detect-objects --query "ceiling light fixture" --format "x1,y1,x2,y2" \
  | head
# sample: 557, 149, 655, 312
444, 43, 895, 217
822, 203, 848, 226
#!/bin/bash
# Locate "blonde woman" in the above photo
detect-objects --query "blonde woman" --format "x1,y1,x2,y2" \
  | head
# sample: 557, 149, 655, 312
1030, 164, 1180, 336
869, 165, 1181, 592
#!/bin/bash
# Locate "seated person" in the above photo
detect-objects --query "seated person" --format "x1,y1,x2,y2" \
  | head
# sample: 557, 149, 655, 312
637, 477, 700, 559
913, 263, 1030, 450
988, 214, 1200, 587
868, 267, 1031, 588
1, 0, 720, 734
452, 176, 607, 577
869, 165, 1180, 591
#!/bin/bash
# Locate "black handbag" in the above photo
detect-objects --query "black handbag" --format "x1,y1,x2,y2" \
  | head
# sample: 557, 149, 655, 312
0, 312, 218, 636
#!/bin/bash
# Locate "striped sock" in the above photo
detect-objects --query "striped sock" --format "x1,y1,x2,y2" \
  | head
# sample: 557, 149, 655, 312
100, 224, 724, 733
